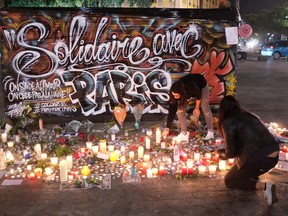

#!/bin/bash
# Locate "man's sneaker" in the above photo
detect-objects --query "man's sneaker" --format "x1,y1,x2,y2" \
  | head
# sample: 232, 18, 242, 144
264, 182, 278, 206
203, 132, 214, 140
173, 133, 189, 143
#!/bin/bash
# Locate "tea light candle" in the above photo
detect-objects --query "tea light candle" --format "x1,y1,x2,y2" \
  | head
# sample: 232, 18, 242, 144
59, 160, 68, 182
219, 160, 226, 171
99, 139, 107, 153
86, 141, 93, 149
129, 151, 135, 160
137, 146, 144, 158
194, 152, 201, 161
156, 128, 161, 144
7, 141, 14, 148
145, 137, 151, 149
66, 155, 73, 170
198, 165, 206, 175
143, 154, 150, 162
1, 133, 7, 143
208, 164, 217, 175
50, 157, 58, 166
108, 145, 114, 152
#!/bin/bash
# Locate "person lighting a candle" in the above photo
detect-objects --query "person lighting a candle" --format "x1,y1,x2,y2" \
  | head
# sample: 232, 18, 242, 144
162, 74, 214, 142
217, 95, 279, 206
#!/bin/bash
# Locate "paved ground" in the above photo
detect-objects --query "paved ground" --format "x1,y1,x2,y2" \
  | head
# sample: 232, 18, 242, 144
0, 54, 288, 216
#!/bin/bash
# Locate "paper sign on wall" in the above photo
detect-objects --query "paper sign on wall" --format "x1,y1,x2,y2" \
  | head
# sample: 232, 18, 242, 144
225, 27, 239, 45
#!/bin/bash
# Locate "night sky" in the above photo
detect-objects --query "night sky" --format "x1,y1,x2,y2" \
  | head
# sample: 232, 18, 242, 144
239, 0, 288, 15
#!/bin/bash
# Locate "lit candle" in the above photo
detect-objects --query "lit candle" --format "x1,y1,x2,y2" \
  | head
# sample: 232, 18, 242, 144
208, 164, 217, 175
5, 151, 14, 162
81, 165, 91, 177
161, 141, 166, 149
7, 141, 14, 148
198, 165, 206, 175
145, 137, 151, 149
27, 164, 32, 171
159, 166, 165, 176
99, 139, 107, 153
182, 166, 188, 175
108, 145, 114, 152
152, 167, 158, 176
137, 146, 144, 159
50, 157, 58, 166
218, 160, 226, 171
45, 167, 53, 176
194, 152, 201, 161
156, 128, 161, 144
186, 159, 194, 168
92, 145, 99, 153
15, 135, 20, 143
1, 133, 7, 143
120, 146, 126, 152
228, 158, 235, 165
146, 129, 152, 136
40, 153, 47, 160
34, 168, 43, 177
120, 156, 126, 164
39, 118, 44, 130
204, 152, 212, 160
286, 153, 288, 161
111, 133, 116, 141
66, 155, 73, 170
215, 138, 222, 145
181, 153, 187, 162
86, 141, 93, 149
146, 168, 153, 178
109, 151, 118, 162
59, 160, 68, 182
143, 154, 150, 162
34, 144, 41, 160
129, 151, 135, 160
0, 149, 7, 170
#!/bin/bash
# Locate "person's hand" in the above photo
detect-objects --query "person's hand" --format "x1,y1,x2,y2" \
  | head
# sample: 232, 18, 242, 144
193, 108, 200, 116
162, 128, 170, 137
216, 149, 227, 160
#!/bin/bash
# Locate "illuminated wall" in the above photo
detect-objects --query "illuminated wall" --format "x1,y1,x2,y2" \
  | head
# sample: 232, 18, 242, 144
0, 8, 237, 118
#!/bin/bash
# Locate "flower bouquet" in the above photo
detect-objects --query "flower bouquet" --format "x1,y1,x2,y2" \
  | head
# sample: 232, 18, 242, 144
113, 104, 127, 128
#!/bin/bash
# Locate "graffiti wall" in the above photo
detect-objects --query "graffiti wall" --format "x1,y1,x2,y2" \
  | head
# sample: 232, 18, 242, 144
0, 8, 238, 119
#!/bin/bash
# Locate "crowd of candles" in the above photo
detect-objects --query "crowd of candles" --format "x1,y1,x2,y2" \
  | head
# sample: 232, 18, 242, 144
0, 121, 287, 188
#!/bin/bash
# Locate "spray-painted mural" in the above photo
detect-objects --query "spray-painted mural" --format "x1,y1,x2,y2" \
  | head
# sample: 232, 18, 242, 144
0, 8, 237, 119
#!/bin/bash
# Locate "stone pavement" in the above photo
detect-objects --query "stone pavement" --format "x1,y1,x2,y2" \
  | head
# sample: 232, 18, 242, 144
1, 55, 288, 216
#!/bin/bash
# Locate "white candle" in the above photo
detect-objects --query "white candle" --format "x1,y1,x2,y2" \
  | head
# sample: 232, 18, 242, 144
129, 151, 135, 160
5, 151, 14, 161
286, 153, 288, 161
27, 164, 32, 171
120, 156, 126, 164
15, 135, 20, 143
120, 146, 126, 152
145, 137, 151, 149
86, 141, 93, 149
7, 141, 14, 148
59, 160, 68, 182
146, 129, 152, 136
143, 154, 150, 162
228, 158, 235, 164
186, 159, 194, 168
108, 145, 115, 152
161, 142, 166, 149
152, 167, 158, 176
34, 144, 41, 159
146, 168, 153, 178
50, 157, 58, 166
66, 155, 73, 170
194, 152, 201, 161
92, 145, 99, 153
204, 152, 212, 160
198, 165, 206, 175
156, 128, 161, 144
208, 164, 217, 175
45, 167, 53, 175
219, 160, 226, 171
99, 140, 107, 153
111, 133, 116, 141
137, 146, 144, 158
40, 153, 47, 159
39, 118, 44, 130
1, 133, 7, 143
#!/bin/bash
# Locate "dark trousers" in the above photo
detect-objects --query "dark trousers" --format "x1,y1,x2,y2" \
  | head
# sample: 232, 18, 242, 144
224, 157, 278, 190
